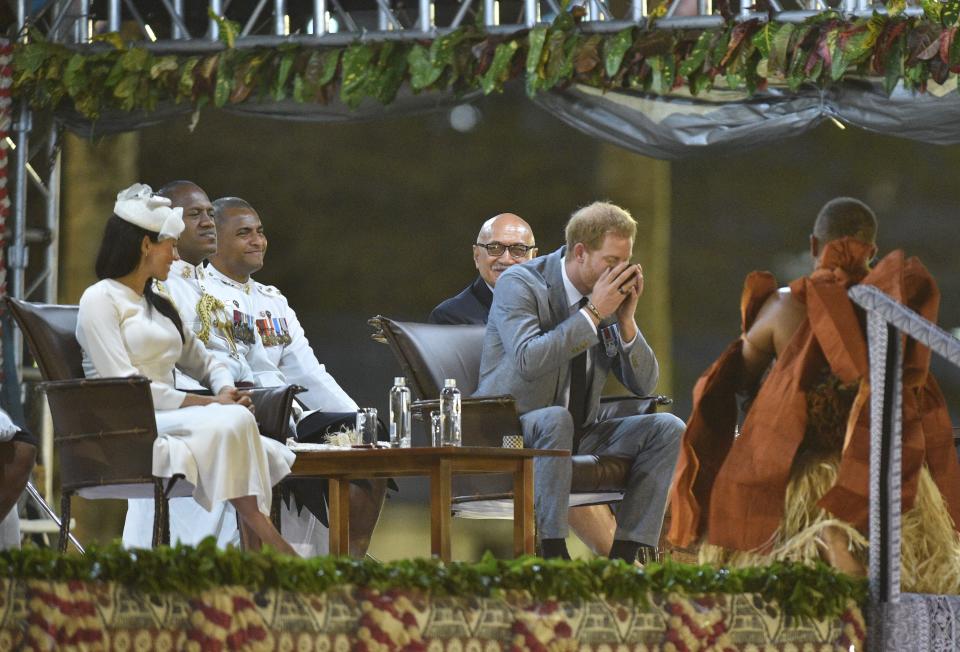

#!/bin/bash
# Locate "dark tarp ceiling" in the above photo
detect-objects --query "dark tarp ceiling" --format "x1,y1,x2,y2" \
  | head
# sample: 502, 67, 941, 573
57, 78, 960, 160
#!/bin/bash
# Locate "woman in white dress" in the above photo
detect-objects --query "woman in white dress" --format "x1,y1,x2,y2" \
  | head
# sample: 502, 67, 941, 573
76, 184, 297, 555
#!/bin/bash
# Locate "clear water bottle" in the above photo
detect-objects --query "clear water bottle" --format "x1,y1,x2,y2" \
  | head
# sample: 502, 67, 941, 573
388, 376, 412, 448
439, 378, 462, 447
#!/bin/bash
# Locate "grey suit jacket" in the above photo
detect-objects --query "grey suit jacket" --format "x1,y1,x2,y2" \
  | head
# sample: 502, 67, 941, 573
475, 246, 659, 422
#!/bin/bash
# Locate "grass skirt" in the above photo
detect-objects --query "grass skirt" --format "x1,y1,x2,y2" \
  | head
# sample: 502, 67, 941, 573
699, 450, 960, 594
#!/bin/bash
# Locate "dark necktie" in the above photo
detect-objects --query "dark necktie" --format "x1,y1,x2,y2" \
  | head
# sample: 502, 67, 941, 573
569, 297, 589, 453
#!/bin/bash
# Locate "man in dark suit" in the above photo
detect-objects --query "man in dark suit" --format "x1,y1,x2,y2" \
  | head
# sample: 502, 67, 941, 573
476, 201, 683, 562
429, 213, 537, 325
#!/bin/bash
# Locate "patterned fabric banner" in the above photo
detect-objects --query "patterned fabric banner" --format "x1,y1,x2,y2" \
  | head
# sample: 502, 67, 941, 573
0, 579, 866, 651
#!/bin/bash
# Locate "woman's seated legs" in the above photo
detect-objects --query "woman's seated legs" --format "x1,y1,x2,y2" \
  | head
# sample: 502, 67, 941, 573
231, 495, 298, 556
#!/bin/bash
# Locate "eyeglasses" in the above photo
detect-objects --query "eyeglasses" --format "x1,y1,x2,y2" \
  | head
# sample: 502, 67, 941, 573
475, 242, 536, 259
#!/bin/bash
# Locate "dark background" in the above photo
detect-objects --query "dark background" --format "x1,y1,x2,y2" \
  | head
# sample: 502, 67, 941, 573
134, 86, 960, 425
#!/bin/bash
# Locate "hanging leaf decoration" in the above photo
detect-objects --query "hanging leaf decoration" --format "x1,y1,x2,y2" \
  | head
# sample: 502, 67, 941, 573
11, 12, 960, 121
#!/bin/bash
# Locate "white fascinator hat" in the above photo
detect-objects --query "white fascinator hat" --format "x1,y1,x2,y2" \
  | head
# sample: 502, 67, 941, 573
113, 183, 185, 241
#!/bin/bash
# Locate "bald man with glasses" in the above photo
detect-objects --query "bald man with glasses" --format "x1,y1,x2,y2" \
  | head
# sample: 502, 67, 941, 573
429, 213, 538, 325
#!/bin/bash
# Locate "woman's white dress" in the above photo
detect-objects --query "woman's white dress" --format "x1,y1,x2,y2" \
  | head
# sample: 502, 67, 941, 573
76, 279, 294, 517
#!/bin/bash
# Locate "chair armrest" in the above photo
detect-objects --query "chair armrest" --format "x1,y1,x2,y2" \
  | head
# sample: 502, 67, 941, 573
598, 394, 673, 418
181, 385, 305, 441
40, 376, 158, 438
571, 455, 631, 492
40, 376, 152, 391
411, 395, 520, 447
248, 385, 306, 442
599, 393, 673, 406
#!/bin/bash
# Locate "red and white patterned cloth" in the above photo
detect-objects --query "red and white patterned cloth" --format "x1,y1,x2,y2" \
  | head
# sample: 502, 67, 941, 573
0, 579, 866, 651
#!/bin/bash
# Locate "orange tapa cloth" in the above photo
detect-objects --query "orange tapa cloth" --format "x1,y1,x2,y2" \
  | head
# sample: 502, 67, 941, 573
668, 239, 960, 551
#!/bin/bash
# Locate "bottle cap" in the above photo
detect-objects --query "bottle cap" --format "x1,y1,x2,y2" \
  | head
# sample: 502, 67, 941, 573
393, 377, 406, 386
444, 378, 457, 388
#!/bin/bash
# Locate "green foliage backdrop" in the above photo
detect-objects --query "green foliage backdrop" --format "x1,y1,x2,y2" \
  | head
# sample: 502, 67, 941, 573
0, 540, 867, 619
12, 5, 960, 120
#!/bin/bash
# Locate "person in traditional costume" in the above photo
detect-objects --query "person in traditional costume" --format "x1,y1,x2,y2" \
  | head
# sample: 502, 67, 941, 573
668, 197, 960, 593
76, 183, 298, 555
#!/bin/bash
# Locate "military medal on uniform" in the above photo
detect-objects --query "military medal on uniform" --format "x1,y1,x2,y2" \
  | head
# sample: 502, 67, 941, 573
232, 308, 256, 345
273, 317, 293, 345
256, 316, 277, 346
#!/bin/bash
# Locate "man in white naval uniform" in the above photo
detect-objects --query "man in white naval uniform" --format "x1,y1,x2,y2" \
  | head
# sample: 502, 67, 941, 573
208, 196, 387, 555
121, 182, 328, 556
206, 202, 356, 413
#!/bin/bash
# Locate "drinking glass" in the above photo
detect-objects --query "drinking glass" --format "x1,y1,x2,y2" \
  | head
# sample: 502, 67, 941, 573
430, 411, 441, 447
355, 408, 379, 446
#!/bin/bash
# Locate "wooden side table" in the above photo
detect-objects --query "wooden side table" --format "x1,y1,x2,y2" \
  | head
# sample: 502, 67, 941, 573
289, 446, 568, 561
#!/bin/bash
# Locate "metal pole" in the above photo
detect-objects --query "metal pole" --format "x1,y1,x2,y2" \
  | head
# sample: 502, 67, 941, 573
43, 126, 60, 306
420, 0, 433, 32
11, 0, 27, 397
78, 0, 90, 42
312, 0, 327, 35
10, 108, 29, 302
209, 0, 222, 40
16, 0, 26, 39
378, 0, 389, 30
588, 0, 600, 21
484, 0, 496, 27
172, 0, 185, 38
108, 0, 121, 31
274, 0, 287, 35
10, 107, 30, 381
633, 0, 646, 22
524, 0, 537, 27
41, 126, 60, 505
25, 482, 84, 553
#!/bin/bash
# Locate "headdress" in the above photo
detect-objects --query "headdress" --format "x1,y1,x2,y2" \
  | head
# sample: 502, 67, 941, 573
113, 183, 184, 241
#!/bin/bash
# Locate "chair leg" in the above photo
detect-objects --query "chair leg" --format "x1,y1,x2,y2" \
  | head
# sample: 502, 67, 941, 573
161, 497, 170, 546
236, 510, 246, 551
25, 482, 85, 553
152, 478, 170, 547
271, 485, 281, 533
58, 492, 71, 553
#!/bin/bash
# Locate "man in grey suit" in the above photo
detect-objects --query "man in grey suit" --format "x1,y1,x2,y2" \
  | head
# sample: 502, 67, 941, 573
476, 201, 684, 562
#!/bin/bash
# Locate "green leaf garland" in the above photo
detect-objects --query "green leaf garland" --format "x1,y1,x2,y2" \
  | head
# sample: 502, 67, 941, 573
12, 13, 960, 121
0, 539, 866, 620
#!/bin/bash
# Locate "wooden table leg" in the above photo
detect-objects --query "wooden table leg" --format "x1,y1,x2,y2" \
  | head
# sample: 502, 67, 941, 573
430, 459, 452, 561
513, 458, 535, 556
327, 478, 351, 556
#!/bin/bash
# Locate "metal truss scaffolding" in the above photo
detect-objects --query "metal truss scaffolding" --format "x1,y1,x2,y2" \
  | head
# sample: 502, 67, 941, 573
7, 87, 61, 543
24, 0, 927, 52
